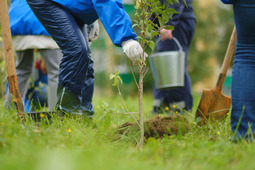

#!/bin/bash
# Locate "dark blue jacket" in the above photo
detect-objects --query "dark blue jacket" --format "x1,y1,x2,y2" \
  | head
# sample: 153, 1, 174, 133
162, 0, 195, 27
151, 0, 195, 28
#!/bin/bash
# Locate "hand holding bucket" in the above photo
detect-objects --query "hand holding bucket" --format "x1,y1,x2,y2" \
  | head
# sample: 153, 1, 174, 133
149, 37, 185, 89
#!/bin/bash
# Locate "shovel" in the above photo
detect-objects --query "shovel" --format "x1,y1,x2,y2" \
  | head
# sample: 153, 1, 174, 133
195, 26, 237, 125
0, 0, 25, 120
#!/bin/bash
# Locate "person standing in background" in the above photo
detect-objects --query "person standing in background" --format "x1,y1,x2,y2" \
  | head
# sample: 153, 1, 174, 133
5, 0, 63, 111
151, 0, 196, 113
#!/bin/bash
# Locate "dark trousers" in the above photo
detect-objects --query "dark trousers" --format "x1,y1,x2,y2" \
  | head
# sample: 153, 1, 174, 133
153, 18, 195, 111
27, 0, 94, 116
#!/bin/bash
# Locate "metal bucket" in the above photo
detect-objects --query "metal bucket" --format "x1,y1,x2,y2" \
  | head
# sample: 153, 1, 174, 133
149, 37, 185, 89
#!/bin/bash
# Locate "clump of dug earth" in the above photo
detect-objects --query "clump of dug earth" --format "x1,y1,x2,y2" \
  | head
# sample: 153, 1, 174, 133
118, 114, 190, 139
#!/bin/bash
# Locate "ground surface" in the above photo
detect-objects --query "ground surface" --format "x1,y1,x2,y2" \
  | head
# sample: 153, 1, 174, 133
119, 115, 190, 139
1, 93, 255, 170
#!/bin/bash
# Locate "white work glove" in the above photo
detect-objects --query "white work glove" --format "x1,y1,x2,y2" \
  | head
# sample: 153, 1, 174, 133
87, 20, 99, 42
122, 39, 148, 62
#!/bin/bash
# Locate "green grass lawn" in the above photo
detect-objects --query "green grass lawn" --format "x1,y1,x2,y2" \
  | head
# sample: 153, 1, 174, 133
1, 92, 255, 170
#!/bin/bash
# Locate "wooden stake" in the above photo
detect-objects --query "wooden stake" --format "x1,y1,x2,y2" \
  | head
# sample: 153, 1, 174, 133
0, 0, 25, 120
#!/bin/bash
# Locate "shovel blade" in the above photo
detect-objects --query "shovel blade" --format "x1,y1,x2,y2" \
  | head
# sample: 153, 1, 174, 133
195, 89, 231, 125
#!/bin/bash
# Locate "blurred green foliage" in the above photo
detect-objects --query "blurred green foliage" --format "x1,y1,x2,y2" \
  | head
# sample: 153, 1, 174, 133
188, 0, 234, 84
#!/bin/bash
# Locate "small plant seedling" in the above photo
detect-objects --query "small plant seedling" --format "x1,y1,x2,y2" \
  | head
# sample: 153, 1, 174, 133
111, 0, 186, 148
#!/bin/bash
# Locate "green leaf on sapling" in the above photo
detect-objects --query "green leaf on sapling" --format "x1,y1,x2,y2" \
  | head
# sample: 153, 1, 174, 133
112, 78, 117, 86
182, 0, 187, 7
162, 13, 169, 24
145, 31, 151, 38
151, 31, 159, 37
151, 7, 163, 13
117, 76, 123, 85
110, 74, 115, 80
148, 40, 155, 50
132, 24, 138, 28
164, 25, 174, 30
146, 24, 154, 32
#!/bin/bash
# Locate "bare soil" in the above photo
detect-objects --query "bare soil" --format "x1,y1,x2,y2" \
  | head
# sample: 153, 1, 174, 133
118, 115, 190, 139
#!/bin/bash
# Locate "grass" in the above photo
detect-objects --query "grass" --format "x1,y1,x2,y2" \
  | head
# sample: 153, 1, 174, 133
0, 92, 255, 170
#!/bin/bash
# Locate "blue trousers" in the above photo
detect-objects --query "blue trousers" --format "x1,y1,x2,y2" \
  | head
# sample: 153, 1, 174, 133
27, 0, 94, 116
153, 19, 195, 111
231, 1, 255, 137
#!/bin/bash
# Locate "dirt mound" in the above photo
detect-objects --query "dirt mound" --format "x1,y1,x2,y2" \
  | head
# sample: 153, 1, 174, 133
118, 115, 190, 139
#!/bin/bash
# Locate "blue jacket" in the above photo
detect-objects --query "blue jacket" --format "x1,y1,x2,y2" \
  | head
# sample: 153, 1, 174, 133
9, 0, 50, 36
50, 0, 136, 46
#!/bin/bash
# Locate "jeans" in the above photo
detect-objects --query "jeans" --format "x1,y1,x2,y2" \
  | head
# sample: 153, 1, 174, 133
231, 0, 255, 136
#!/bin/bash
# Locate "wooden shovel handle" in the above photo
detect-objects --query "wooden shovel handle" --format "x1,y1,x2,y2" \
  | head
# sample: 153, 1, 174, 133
216, 26, 237, 92
0, 0, 25, 120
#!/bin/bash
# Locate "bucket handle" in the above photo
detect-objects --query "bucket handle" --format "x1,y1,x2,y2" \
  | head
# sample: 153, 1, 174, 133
155, 36, 183, 52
